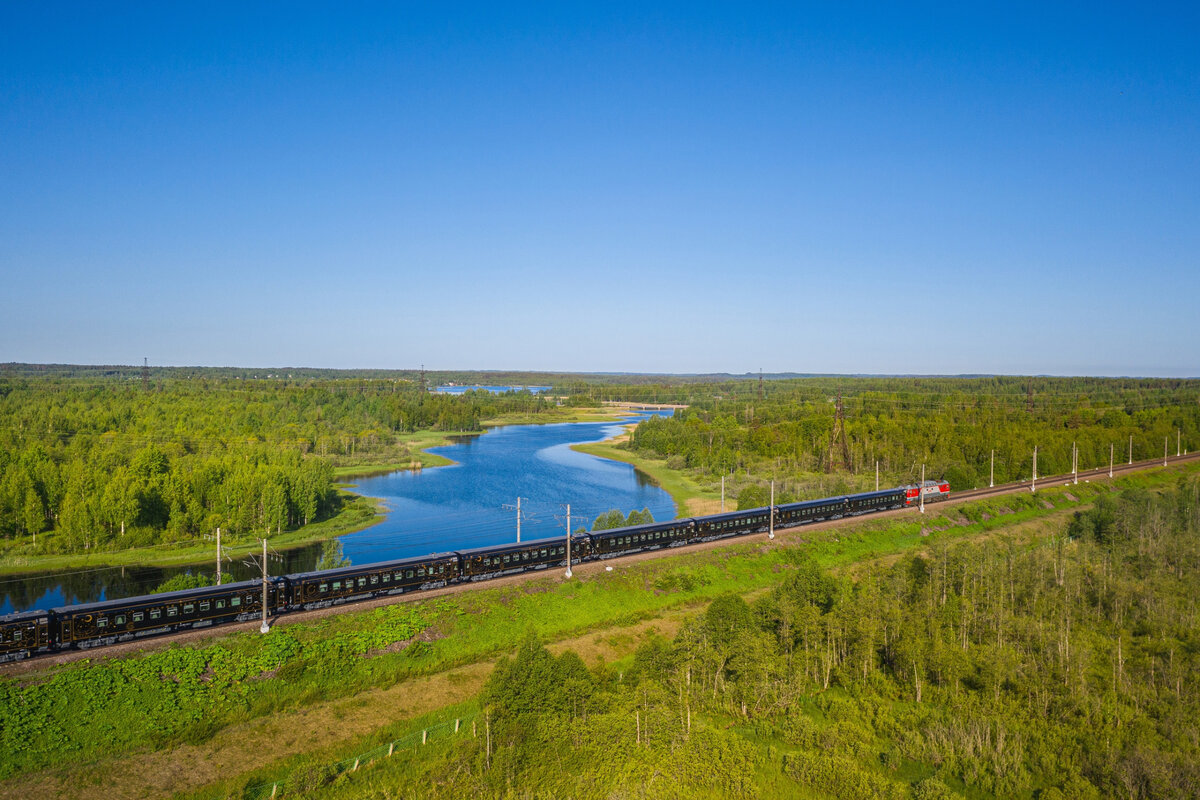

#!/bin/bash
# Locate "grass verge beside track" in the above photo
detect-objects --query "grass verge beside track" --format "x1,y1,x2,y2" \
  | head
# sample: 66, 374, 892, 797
2, 462, 1195, 799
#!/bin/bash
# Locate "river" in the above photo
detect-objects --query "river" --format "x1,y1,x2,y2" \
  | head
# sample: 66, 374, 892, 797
0, 411, 675, 614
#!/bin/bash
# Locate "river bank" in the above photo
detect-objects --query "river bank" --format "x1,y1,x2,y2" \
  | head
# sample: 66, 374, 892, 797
331, 405, 641, 479
0, 405, 660, 579
569, 422, 723, 517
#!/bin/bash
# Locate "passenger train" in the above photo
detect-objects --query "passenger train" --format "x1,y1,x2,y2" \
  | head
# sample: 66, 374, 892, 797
0, 480, 949, 662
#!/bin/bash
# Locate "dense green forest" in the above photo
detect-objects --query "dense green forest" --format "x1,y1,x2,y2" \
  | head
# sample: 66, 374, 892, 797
301, 479, 1200, 799
4, 371, 1198, 560
0, 377, 554, 554
625, 376, 1200, 502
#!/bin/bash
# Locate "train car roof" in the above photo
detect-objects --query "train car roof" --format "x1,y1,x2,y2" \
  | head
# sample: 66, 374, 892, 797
51, 577, 275, 615
287, 551, 459, 582
698, 507, 776, 523
455, 535, 577, 558
586, 519, 691, 539
0, 608, 52, 622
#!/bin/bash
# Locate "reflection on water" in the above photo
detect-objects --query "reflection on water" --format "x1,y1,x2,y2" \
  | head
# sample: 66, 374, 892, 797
1, 412, 676, 614
0, 541, 324, 615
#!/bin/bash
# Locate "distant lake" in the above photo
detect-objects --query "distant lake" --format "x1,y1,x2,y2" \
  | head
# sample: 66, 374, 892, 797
434, 385, 552, 394
0, 411, 675, 614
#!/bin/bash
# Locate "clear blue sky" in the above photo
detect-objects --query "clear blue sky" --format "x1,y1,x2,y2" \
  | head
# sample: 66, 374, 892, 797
2, 3, 1197, 376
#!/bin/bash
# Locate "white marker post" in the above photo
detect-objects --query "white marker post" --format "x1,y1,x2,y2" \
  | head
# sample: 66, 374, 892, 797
990, 449, 994, 488
1032, 446, 1038, 493
768, 480, 775, 540
565, 504, 573, 579
920, 464, 925, 514
260, 538, 270, 634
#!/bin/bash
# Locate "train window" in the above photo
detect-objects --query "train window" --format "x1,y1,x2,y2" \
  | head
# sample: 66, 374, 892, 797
199, 602, 210, 613
167, 606, 178, 617
417, 567, 425, 577
132, 612, 144, 623
333, 581, 342, 590
216, 599, 226, 610
394, 572, 403, 581
504, 555, 511, 564
540, 548, 548, 558
381, 574, 390, 583
405, 570, 414, 579
231, 597, 241, 607
11, 629, 20, 640
358, 578, 367, 587
150, 609, 161, 620
319, 583, 328, 592
438, 564, 445, 573
97, 618, 108, 628
371, 575, 379, 584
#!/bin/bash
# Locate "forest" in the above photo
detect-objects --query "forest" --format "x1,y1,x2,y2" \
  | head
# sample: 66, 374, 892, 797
3, 371, 1198, 561
0, 376, 554, 555
624, 376, 1200, 503
298, 477, 1200, 799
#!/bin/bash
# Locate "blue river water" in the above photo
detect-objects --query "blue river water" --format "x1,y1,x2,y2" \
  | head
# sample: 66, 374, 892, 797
339, 412, 676, 563
0, 411, 675, 614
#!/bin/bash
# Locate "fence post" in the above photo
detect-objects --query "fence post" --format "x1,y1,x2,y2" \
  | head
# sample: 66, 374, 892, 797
270, 784, 278, 798
352, 758, 360, 772
388, 741, 395, 757
455, 718, 460, 733
422, 729, 427, 745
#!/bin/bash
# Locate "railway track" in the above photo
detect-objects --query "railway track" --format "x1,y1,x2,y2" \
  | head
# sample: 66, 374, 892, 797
4, 451, 1197, 674
952, 450, 1200, 503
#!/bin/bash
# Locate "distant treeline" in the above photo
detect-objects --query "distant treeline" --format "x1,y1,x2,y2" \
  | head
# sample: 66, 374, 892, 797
622, 376, 1200, 497
0, 378, 555, 554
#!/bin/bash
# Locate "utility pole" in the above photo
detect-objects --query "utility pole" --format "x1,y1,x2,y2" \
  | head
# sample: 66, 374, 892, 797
768, 480, 775, 540
920, 464, 925, 514
1032, 446, 1038, 493
1073, 441, 1078, 485
827, 389, 851, 472
1164, 436, 1168, 467
758, 369, 764, 402
565, 505, 573, 579
1178, 428, 1182, 457
260, 538, 270, 634
141, 357, 150, 391
990, 450, 994, 488
216, 528, 221, 586
720, 476, 725, 513
1109, 442, 1113, 478
1129, 435, 1133, 465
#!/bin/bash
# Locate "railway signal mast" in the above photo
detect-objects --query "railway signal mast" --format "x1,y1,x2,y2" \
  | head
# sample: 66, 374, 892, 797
990, 450, 994, 488
1073, 442, 1078, 485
